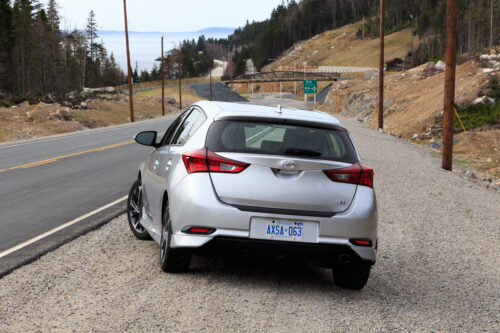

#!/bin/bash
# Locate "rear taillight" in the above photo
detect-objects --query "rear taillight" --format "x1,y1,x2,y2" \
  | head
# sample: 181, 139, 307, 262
323, 162, 374, 188
358, 163, 374, 188
182, 148, 249, 174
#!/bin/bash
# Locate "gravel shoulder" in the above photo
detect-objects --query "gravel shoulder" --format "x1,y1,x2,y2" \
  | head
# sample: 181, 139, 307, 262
1, 115, 499, 332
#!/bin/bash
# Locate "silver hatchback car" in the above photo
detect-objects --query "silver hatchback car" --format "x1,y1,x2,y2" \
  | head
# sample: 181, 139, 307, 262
127, 101, 377, 290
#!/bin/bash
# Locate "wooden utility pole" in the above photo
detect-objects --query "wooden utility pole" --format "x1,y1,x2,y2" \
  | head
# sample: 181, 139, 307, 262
378, 0, 385, 129
209, 56, 213, 101
442, 0, 458, 171
230, 49, 234, 102
123, 0, 134, 122
178, 64, 182, 110
161, 36, 165, 116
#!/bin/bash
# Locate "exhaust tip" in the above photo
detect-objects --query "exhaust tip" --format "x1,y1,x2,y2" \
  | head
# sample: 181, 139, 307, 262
338, 254, 351, 264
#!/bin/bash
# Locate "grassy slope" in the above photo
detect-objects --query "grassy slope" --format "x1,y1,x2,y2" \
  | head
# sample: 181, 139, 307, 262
265, 21, 419, 70
0, 87, 202, 143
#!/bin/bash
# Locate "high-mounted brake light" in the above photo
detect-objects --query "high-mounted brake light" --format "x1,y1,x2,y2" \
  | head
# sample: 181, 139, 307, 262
323, 162, 374, 188
182, 148, 249, 174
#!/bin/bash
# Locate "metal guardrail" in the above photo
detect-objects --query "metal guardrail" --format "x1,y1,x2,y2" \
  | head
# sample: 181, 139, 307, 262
230, 71, 340, 84
228, 70, 370, 84
115, 76, 222, 93
114, 69, 370, 94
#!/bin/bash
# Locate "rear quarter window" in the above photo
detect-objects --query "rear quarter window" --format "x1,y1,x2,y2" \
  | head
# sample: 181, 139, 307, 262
171, 109, 206, 146
206, 120, 357, 164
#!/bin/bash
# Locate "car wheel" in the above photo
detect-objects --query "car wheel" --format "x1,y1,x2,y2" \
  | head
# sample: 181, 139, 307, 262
333, 259, 371, 290
160, 202, 191, 273
127, 179, 151, 240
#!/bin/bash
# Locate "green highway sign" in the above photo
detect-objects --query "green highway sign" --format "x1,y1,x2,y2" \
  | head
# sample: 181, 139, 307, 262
303, 80, 318, 94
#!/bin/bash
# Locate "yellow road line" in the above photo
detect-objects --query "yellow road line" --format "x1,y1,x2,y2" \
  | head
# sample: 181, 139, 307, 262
0, 140, 134, 173
0, 131, 165, 174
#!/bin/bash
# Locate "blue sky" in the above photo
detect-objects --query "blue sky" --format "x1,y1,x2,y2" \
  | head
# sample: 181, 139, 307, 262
40, 0, 285, 32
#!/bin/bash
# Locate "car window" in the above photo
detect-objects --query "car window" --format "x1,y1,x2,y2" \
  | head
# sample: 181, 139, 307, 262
170, 109, 206, 146
160, 109, 191, 146
206, 120, 357, 163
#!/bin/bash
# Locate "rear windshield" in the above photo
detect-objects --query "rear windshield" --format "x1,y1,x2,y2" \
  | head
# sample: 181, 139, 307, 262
206, 120, 358, 163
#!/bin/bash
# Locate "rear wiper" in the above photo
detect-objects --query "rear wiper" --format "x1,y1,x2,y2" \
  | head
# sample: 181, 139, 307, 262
281, 147, 322, 157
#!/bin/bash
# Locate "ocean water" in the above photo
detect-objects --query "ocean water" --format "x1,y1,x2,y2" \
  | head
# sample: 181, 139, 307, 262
99, 31, 231, 73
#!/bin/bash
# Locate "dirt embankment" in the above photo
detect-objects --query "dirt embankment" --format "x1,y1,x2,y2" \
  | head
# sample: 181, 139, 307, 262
321, 60, 490, 136
0, 87, 200, 144
264, 22, 418, 70
319, 59, 500, 180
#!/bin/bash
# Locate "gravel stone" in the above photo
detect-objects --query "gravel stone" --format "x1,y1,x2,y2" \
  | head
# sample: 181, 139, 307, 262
0, 115, 498, 332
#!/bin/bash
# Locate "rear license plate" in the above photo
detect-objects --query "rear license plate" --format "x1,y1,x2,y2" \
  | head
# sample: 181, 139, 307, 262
265, 220, 304, 241
250, 217, 318, 243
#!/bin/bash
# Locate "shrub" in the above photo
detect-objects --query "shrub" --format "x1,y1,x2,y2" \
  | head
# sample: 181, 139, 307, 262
455, 79, 500, 130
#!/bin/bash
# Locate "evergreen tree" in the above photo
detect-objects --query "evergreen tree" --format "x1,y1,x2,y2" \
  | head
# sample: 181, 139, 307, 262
86, 10, 98, 62
133, 66, 139, 83
46, 0, 59, 32
150, 64, 159, 81
12, 0, 36, 93
0, 1, 123, 98
0, 0, 14, 90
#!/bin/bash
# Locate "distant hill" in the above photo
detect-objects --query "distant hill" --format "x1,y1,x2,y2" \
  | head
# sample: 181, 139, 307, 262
98, 30, 163, 35
96, 27, 235, 35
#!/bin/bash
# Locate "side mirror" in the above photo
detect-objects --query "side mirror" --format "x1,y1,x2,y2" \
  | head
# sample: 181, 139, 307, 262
134, 131, 158, 147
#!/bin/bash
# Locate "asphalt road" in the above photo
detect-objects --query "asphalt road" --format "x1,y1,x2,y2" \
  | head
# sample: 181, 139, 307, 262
0, 98, 313, 273
0, 117, 175, 254
0, 98, 312, 258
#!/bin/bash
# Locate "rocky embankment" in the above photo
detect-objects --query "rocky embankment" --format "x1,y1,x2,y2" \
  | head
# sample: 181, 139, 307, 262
320, 55, 500, 186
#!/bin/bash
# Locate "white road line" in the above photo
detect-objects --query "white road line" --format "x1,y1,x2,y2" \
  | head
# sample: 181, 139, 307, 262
0, 196, 128, 259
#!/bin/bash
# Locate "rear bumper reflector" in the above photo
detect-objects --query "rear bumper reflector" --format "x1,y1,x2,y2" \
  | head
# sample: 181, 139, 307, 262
350, 239, 373, 247
182, 226, 216, 235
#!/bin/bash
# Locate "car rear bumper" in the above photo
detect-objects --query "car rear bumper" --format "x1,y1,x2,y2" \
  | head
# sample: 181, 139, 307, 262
198, 237, 374, 267
169, 174, 377, 263
172, 232, 376, 264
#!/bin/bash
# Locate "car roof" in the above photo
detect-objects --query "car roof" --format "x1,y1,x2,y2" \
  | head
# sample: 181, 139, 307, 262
193, 101, 346, 131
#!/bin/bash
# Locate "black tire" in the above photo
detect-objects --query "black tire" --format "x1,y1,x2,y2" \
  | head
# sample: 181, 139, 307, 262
160, 203, 191, 273
333, 259, 371, 290
127, 179, 152, 240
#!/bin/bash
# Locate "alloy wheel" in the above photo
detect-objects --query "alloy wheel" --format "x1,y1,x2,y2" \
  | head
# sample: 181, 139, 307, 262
160, 209, 170, 262
129, 184, 145, 233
